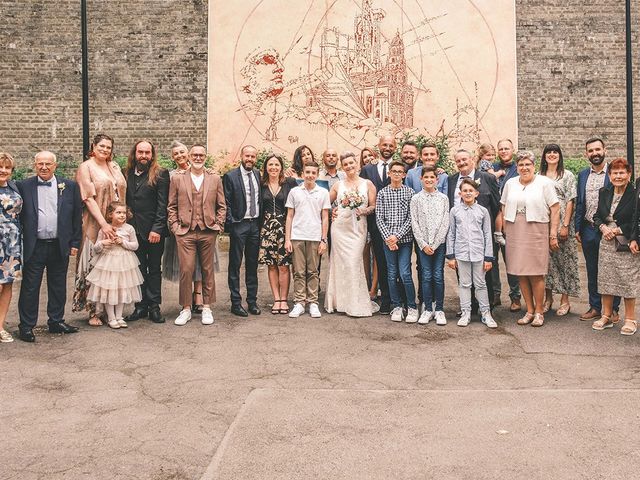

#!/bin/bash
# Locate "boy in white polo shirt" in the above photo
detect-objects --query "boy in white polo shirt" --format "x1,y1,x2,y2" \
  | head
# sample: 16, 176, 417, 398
285, 160, 331, 318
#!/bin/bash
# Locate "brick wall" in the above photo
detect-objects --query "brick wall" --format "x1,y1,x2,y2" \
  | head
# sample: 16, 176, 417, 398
1, 1, 638, 168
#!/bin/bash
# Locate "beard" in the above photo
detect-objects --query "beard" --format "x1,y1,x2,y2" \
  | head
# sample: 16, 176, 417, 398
136, 160, 150, 172
589, 154, 605, 166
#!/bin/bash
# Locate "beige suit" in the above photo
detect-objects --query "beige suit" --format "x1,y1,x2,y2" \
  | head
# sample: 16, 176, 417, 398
167, 169, 227, 306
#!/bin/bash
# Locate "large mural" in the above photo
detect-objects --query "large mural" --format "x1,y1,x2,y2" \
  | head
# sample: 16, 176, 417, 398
208, 0, 517, 161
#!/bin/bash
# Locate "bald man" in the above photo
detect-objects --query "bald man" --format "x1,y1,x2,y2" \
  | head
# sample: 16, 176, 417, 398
17, 151, 82, 342
359, 135, 396, 314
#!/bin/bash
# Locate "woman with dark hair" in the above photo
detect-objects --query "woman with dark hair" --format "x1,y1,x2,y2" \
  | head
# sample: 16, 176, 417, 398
592, 158, 639, 335
73, 133, 127, 326
499, 150, 560, 327
360, 147, 378, 169
259, 154, 298, 313
539, 144, 579, 315
288, 145, 314, 179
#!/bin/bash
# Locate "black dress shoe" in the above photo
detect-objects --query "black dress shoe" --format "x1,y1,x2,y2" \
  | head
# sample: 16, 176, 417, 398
19, 329, 35, 342
379, 304, 391, 315
192, 304, 203, 315
148, 308, 165, 324
248, 304, 261, 315
126, 307, 148, 322
231, 305, 249, 317
49, 322, 79, 334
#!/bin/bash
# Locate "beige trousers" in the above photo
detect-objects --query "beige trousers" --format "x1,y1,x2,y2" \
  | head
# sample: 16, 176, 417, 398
291, 240, 320, 304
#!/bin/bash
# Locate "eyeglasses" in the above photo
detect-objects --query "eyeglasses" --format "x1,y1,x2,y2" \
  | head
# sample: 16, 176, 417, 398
389, 170, 405, 175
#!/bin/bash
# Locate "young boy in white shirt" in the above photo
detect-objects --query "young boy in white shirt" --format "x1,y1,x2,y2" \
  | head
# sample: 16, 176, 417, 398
285, 161, 331, 318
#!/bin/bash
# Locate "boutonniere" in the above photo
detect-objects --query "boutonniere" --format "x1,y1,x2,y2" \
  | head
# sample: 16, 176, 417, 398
58, 182, 66, 195
476, 178, 482, 186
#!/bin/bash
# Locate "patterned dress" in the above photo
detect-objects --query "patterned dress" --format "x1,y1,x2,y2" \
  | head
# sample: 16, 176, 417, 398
545, 171, 580, 296
258, 182, 292, 266
0, 185, 22, 284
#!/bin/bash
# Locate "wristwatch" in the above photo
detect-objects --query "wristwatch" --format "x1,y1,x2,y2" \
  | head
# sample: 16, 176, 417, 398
320, 238, 327, 244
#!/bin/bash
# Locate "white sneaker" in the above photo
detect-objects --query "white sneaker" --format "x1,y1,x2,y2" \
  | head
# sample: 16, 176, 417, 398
405, 308, 419, 323
418, 310, 434, 325
309, 303, 322, 318
201, 307, 214, 325
457, 312, 471, 327
482, 311, 498, 328
289, 303, 305, 318
390, 307, 404, 322
174, 309, 192, 326
435, 311, 447, 326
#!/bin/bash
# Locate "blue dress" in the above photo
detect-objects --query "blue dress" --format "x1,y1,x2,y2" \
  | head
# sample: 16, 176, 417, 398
0, 184, 23, 284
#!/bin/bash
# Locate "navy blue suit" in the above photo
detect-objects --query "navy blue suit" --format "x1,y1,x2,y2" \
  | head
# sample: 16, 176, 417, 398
574, 166, 619, 313
223, 167, 263, 307
17, 175, 82, 330
360, 162, 391, 308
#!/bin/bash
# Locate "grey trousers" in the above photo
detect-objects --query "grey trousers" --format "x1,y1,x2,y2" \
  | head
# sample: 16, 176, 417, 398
457, 260, 490, 314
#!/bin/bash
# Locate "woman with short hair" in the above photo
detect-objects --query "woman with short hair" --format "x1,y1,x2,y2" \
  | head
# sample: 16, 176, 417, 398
499, 150, 560, 327
592, 158, 639, 335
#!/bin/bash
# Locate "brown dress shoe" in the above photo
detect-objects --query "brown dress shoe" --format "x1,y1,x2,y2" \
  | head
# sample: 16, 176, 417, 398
580, 309, 601, 321
509, 299, 521, 312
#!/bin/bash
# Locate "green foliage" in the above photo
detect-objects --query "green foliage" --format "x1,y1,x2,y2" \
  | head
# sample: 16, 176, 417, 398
562, 157, 590, 175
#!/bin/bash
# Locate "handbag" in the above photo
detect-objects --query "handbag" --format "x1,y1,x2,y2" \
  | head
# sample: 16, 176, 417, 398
614, 235, 630, 252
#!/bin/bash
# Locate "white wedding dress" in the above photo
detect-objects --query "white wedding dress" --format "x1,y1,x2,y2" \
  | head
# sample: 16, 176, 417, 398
325, 180, 374, 317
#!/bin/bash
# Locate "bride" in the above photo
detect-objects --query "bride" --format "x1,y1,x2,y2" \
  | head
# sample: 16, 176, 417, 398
325, 152, 377, 316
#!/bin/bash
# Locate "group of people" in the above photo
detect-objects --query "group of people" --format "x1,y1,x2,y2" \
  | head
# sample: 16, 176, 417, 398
0, 133, 638, 344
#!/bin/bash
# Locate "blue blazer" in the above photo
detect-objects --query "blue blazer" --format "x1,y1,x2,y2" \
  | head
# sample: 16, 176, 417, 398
17, 175, 82, 263
222, 166, 263, 227
575, 166, 612, 234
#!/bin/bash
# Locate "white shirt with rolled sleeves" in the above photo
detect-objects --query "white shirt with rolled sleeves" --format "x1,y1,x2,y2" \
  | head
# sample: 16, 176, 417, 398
285, 184, 331, 241
500, 175, 559, 223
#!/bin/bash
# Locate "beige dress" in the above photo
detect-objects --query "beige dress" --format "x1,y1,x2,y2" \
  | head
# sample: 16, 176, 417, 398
72, 158, 127, 313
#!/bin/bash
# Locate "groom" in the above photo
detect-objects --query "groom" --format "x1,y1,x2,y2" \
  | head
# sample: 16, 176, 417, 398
17, 151, 83, 342
360, 135, 395, 314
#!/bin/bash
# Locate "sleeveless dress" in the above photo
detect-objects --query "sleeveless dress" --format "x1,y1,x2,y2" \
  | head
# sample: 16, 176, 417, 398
86, 224, 143, 305
325, 180, 373, 317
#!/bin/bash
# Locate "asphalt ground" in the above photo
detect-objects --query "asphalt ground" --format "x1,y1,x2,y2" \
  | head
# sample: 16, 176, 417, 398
1, 248, 639, 480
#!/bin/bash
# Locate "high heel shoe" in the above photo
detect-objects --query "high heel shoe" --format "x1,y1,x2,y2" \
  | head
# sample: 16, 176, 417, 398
556, 303, 571, 316
271, 299, 281, 315
543, 298, 553, 313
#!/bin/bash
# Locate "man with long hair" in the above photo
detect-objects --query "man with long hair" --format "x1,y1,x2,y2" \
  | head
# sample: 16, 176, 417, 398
124, 140, 170, 323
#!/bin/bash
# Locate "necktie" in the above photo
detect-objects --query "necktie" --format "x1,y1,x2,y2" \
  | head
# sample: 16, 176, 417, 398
248, 171, 257, 217
38, 181, 52, 187
382, 162, 388, 183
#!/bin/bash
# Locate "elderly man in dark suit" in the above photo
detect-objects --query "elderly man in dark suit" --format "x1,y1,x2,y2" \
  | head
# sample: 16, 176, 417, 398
223, 145, 263, 317
447, 149, 501, 314
17, 151, 82, 342
360, 135, 394, 314
124, 140, 170, 323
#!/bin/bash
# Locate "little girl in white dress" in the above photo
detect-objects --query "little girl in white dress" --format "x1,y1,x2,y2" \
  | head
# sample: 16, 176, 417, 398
86, 201, 143, 329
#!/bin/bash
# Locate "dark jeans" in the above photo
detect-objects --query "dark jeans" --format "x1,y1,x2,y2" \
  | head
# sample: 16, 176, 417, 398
228, 219, 260, 306
581, 224, 620, 312
418, 244, 446, 311
383, 242, 416, 309
18, 239, 69, 331
492, 242, 520, 301
135, 234, 165, 309
369, 225, 390, 308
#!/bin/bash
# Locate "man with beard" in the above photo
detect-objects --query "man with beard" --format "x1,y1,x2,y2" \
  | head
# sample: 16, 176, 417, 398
224, 145, 262, 317
125, 140, 170, 323
575, 137, 620, 321
491, 138, 521, 311
360, 135, 395, 314
400, 141, 419, 172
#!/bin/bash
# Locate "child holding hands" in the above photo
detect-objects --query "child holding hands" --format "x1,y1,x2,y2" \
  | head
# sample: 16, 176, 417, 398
446, 179, 497, 328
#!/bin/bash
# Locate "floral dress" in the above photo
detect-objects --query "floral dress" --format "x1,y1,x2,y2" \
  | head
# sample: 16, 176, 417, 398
258, 181, 292, 266
0, 184, 23, 284
545, 171, 580, 296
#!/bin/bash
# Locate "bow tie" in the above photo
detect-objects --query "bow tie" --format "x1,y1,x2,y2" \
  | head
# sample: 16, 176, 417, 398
38, 181, 52, 187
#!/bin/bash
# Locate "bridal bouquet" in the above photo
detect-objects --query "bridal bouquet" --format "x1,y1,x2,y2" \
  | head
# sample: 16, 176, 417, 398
339, 189, 366, 220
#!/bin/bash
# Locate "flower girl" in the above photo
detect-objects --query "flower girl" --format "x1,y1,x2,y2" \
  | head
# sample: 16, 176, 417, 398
86, 202, 143, 329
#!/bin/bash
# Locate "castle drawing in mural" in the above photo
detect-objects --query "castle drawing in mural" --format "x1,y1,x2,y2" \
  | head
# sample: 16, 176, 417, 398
307, 0, 414, 129
210, 0, 517, 157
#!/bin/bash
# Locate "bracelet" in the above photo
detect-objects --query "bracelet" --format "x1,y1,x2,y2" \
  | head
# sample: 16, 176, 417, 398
561, 224, 569, 228
549, 235, 557, 240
